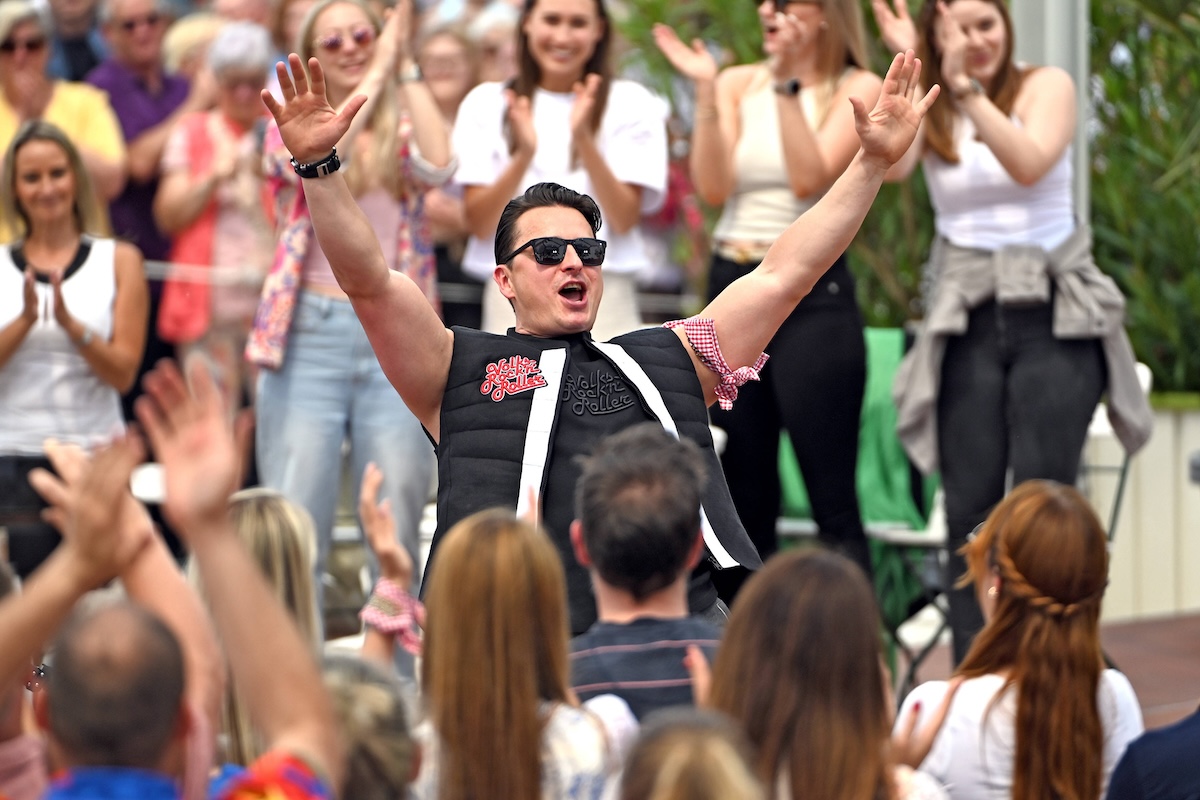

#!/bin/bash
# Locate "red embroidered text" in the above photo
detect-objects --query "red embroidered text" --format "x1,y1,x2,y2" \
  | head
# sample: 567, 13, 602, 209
480, 356, 547, 401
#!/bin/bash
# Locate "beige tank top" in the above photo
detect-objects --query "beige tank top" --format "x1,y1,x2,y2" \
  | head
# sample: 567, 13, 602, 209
713, 69, 842, 243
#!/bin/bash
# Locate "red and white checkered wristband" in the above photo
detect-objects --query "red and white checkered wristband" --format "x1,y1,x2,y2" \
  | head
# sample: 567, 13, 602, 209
359, 577, 424, 656
664, 317, 769, 410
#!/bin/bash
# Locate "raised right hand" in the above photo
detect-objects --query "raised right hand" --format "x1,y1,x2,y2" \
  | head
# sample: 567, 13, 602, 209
870, 0, 919, 54
261, 54, 367, 164
652, 24, 718, 83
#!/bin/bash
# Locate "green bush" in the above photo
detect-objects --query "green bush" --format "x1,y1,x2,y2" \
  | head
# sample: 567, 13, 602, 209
617, 0, 1200, 390
1090, 0, 1200, 392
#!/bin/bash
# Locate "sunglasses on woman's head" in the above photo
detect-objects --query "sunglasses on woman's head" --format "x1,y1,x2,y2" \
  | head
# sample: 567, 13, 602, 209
0, 36, 46, 54
314, 25, 375, 53
501, 237, 607, 267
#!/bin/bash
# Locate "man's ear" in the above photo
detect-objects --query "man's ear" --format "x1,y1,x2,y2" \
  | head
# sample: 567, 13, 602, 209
684, 529, 705, 570
569, 520, 592, 568
494, 264, 516, 300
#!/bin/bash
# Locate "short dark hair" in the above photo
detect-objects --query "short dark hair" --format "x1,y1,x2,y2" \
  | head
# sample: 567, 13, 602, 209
493, 182, 603, 266
574, 423, 707, 600
47, 602, 186, 770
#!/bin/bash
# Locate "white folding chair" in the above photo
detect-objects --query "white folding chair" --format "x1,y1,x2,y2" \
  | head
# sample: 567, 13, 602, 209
1080, 363, 1152, 541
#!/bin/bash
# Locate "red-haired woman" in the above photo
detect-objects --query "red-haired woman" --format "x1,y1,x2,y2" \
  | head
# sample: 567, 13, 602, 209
898, 480, 1143, 799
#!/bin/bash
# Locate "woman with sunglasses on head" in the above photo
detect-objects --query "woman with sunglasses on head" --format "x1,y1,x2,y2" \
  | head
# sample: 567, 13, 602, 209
654, 0, 881, 587
897, 480, 1143, 799
872, 0, 1152, 663
452, 0, 668, 340
0, 120, 147, 578
249, 0, 452, 631
0, 0, 126, 240
153, 22, 275, 417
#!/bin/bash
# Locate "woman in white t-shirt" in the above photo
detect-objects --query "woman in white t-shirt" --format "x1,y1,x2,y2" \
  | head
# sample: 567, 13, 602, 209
451, 0, 668, 340
896, 480, 1144, 800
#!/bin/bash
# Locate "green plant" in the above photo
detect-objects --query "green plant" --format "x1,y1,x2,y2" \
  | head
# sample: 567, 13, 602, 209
1089, 0, 1200, 392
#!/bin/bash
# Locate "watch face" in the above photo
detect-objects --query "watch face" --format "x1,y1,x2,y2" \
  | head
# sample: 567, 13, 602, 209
775, 78, 801, 96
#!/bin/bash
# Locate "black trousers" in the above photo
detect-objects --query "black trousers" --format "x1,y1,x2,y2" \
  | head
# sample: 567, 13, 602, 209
708, 253, 869, 601
937, 299, 1106, 662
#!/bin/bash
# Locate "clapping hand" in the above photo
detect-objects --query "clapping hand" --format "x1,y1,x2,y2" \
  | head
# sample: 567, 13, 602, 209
261, 54, 367, 165
569, 74, 602, 145
28, 435, 153, 589
504, 88, 537, 156
21, 267, 37, 323
870, 0, 919, 54
652, 25, 718, 84
932, 1, 968, 89
850, 50, 940, 171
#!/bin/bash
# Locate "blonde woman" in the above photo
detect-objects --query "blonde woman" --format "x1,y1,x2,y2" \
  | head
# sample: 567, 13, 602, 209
654, 1, 881, 584
0, 121, 146, 577
249, 0, 452, 622
193, 488, 321, 769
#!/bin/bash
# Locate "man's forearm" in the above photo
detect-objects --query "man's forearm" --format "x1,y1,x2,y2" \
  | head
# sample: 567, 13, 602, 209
303, 174, 391, 297
0, 550, 90, 691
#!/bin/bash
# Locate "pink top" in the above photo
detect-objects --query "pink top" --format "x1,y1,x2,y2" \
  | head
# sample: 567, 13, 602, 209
301, 189, 401, 288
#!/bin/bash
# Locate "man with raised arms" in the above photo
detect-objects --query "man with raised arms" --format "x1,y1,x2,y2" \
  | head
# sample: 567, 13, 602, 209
261, 50, 939, 633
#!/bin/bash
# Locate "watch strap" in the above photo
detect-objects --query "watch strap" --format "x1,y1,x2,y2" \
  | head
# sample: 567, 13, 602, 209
773, 78, 802, 97
289, 148, 341, 179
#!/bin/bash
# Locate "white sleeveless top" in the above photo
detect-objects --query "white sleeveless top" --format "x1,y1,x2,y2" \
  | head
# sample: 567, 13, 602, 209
923, 114, 1075, 251
713, 71, 833, 242
0, 238, 125, 455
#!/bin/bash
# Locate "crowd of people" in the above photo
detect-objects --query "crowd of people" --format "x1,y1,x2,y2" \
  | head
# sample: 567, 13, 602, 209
0, 0, 1184, 797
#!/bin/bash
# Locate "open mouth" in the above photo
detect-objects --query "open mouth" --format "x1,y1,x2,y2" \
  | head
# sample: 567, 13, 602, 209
559, 282, 586, 304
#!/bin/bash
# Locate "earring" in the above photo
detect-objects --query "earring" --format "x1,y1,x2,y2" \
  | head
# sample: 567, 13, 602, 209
987, 586, 998, 598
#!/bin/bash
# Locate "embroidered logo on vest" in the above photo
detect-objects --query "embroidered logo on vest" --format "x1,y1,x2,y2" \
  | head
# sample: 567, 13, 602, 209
480, 356, 547, 401
562, 370, 635, 416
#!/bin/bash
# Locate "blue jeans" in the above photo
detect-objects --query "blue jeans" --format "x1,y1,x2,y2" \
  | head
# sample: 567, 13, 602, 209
256, 292, 435, 613
937, 299, 1106, 662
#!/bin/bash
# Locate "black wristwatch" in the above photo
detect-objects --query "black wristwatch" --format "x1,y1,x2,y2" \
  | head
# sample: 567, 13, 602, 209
774, 78, 802, 97
290, 148, 341, 178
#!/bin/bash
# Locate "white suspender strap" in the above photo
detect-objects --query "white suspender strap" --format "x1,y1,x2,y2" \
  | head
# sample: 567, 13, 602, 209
516, 348, 567, 523
592, 341, 739, 568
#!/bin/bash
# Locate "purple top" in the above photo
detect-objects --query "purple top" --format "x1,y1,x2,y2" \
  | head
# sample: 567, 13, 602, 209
87, 59, 191, 262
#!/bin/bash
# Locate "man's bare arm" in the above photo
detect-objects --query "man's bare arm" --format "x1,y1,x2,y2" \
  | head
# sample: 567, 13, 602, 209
679, 52, 940, 405
262, 55, 453, 436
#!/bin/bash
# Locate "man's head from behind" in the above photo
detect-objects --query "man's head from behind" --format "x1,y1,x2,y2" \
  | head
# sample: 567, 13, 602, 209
573, 423, 707, 601
40, 600, 186, 772
493, 182, 606, 337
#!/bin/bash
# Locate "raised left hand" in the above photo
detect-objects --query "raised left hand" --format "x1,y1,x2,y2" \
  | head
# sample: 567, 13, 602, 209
135, 358, 250, 535
850, 50, 940, 170
49, 271, 75, 333
358, 461, 413, 587
28, 435, 152, 588
569, 74, 602, 144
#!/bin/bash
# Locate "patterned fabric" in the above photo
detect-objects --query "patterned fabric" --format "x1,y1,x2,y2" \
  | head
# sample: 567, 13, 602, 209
663, 317, 769, 410
217, 752, 333, 800
245, 115, 443, 369
359, 576, 425, 655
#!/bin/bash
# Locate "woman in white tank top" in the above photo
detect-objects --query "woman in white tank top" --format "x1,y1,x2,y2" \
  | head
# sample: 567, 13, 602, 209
874, 0, 1132, 664
0, 120, 148, 577
654, 1, 882, 587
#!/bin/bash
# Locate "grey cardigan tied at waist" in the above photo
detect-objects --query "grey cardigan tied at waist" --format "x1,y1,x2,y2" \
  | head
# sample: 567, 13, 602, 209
893, 225, 1153, 474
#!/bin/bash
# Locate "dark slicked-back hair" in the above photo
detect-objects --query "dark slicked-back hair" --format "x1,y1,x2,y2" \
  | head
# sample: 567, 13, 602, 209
47, 601, 186, 770
575, 423, 706, 600
493, 182, 602, 266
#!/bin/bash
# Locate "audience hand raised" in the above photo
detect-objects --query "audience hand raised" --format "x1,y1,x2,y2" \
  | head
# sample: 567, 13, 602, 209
261, 54, 368, 165
870, 0, 919, 54
359, 461, 414, 588
135, 358, 249, 536
28, 435, 152, 589
850, 50, 940, 171
651, 25, 718, 84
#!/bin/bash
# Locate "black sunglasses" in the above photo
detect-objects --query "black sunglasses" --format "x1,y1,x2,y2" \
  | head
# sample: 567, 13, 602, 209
118, 12, 162, 32
501, 236, 607, 267
0, 36, 46, 54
